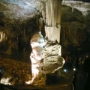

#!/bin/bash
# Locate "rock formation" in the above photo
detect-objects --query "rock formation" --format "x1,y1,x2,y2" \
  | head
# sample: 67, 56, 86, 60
26, 32, 46, 85
43, 0, 65, 74
26, 0, 65, 85
41, 39, 65, 74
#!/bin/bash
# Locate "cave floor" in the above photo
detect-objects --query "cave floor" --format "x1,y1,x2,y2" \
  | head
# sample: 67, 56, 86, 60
0, 56, 74, 90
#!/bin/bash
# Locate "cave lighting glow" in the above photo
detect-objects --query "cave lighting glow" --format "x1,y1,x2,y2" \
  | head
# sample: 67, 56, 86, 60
25, 64, 39, 84
26, 32, 45, 85
0, 77, 12, 85
0, 32, 6, 42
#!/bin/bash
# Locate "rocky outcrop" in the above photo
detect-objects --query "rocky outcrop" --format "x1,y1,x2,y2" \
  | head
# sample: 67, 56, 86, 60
41, 39, 65, 74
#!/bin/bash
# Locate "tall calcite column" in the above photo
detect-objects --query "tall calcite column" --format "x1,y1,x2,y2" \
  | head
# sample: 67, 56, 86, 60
45, 0, 62, 43
42, 0, 65, 74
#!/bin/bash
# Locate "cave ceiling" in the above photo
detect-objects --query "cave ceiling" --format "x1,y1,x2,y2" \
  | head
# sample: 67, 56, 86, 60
0, 0, 90, 25
0, 0, 46, 37
0, 0, 43, 20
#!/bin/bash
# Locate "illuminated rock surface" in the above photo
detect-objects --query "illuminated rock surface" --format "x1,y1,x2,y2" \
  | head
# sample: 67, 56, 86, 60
42, 40, 65, 74
26, 32, 46, 85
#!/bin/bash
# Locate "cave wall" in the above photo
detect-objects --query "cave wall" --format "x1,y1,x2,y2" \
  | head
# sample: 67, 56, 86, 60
0, 1, 40, 55
61, 5, 90, 55
0, 1, 90, 57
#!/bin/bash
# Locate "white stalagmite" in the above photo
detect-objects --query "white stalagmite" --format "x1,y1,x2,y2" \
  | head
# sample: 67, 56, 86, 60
26, 32, 46, 85
26, 0, 65, 85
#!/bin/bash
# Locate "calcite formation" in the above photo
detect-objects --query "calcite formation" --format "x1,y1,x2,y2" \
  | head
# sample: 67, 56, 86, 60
41, 39, 65, 74
45, 0, 62, 43
26, 32, 46, 85
27, 0, 65, 85
42, 0, 65, 74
